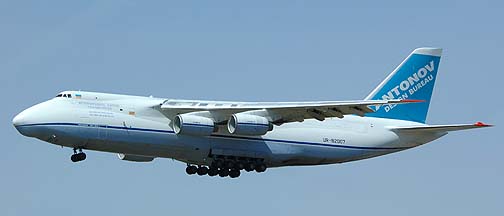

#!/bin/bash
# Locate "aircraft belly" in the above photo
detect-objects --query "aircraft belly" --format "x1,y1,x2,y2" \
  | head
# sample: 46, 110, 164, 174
31, 120, 402, 167
30, 124, 184, 159
95, 127, 184, 158
197, 126, 403, 167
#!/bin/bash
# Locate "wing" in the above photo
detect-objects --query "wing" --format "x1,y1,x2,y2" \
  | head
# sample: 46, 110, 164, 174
160, 99, 422, 124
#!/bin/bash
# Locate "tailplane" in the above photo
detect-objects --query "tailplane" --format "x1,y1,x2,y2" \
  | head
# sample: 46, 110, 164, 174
365, 48, 442, 123
389, 122, 493, 134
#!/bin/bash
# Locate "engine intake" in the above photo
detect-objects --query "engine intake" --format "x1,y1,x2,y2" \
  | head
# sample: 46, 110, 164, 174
118, 154, 154, 162
227, 114, 272, 136
173, 114, 215, 136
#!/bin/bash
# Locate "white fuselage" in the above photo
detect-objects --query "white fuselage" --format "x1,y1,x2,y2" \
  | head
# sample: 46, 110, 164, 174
13, 91, 442, 167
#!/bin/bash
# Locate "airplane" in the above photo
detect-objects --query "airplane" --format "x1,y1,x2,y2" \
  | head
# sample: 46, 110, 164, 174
13, 47, 492, 178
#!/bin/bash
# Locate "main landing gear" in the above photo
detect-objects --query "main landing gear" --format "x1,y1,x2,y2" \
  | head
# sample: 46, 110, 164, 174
185, 157, 267, 178
71, 148, 86, 162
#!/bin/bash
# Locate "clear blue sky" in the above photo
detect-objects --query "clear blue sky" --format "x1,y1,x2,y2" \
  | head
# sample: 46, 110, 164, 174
1, 1, 502, 215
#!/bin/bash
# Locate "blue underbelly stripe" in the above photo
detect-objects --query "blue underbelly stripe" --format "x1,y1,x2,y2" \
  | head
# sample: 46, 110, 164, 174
106, 125, 175, 134
16, 123, 407, 150
18, 123, 80, 127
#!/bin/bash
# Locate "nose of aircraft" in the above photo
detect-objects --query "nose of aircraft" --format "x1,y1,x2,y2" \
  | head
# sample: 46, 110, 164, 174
12, 112, 24, 127
13, 106, 38, 137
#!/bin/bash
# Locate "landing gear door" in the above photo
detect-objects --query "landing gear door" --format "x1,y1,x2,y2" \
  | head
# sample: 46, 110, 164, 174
178, 135, 211, 164
209, 135, 270, 159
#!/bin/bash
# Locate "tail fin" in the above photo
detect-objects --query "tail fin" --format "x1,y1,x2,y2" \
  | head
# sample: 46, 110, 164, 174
365, 48, 442, 123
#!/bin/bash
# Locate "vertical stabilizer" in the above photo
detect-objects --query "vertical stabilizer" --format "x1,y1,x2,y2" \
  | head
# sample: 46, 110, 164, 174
365, 48, 442, 123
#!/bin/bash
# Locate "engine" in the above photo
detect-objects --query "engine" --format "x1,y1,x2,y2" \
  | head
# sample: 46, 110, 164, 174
173, 114, 215, 136
118, 154, 155, 162
227, 113, 272, 136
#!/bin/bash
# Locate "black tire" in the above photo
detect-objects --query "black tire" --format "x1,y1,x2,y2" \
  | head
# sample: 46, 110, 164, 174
197, 167, 209, 176
235, 162, 245, 170
186, 166, 197, 175
78, 152, 86, 161
219, 168, 229, 177
255, 164, 267, 173
70, 154, 78, 162
185, 166, 193, 175
214, 159, 224, 168
229, 169, 240, 178
226, 161, 235, 169
208, 167, 219, 176
244, 162, 255, 172
191, 166, 198, 174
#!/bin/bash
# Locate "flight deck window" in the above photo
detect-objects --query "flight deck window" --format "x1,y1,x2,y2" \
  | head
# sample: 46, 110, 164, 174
56, 94, 62, 97
68, 94, 72, 98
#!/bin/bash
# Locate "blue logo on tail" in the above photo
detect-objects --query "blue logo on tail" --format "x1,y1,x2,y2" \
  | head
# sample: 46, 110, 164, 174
366, 51, 441, 123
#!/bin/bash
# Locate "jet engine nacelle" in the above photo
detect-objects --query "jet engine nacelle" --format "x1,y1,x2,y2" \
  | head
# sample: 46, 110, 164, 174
118, 154, 155, 162
227, 114, 272, 136
173, 114, 215, 136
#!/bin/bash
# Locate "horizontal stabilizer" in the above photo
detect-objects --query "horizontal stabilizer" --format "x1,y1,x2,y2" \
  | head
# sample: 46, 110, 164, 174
389, 122, 493, 133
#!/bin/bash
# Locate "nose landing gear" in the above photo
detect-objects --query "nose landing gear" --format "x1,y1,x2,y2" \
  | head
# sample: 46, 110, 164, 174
71, 148, 86, 162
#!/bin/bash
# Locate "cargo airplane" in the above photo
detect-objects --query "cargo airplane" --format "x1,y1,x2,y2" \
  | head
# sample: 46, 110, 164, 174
13, 48, 492, 178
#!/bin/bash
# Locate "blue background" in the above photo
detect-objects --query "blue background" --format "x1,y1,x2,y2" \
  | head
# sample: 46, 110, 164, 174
1, 1, 501, 215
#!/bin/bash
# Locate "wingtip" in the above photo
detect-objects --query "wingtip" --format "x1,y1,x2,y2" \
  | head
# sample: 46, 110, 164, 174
474, 122, 493, 127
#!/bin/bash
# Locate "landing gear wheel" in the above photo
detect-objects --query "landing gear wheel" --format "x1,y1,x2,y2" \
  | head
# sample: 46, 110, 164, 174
186, 165, 198, 175
70, 150, 86, 162
77, 152, 86, 161
235, 162, 245, 170
225, 161, 235, 169
229, 169, 241, 178
213, 159, 224, 168
255, 164, 267, 173
71, 154, 78, 162
244, 163, 255, 172
197, 166, 209, 176
208, 167, 219, 176
218, 168, 229, 177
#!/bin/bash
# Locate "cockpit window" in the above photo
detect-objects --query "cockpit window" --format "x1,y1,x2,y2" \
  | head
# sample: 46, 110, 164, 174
56, 93, 73, 98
